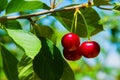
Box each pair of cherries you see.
[61,33,100,61]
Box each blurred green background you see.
[0,0,120,80]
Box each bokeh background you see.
[0,0,120,80]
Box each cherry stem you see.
[77,10,90,40]
[71,10,77,33]
[74,12,78,34]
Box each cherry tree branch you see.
[0,3,91,20]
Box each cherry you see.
[80,41,100,58]
[63,47,82,61]
[61,33,80,51]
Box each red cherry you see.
[61,33,80,51]
[63,47,82,61]
[80,41,100,58]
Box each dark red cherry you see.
[62,33,80,51]
[63,47,82,61]
[80,41,100,58]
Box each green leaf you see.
[6,0,50,14]
[0,0,8,11]
[33,24,57,43]
[0,16,7,27]
[113,3,120,11]
[0,18,21,29]
[80,8,103,36]
[18,55,33,80]
[1,46,18,80]
[52,10,87,37]
[6,29,41,59]
[52,7,103,37]
[33,38,64,80]
[93,0,111,6]
[6,20,22,29]
[7,20,22,29]
[18,55,40,80]
[61,61,75,80]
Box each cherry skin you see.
[61,33,80,51]
[80,41,100,58]
[63,47,82,61]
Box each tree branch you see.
[0,3,89,20]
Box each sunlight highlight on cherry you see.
[61,33,80,51]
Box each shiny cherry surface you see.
[62,33,80,51]
[80,41,100,58]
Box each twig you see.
[51,0,56,9]
[0,3,90,20]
